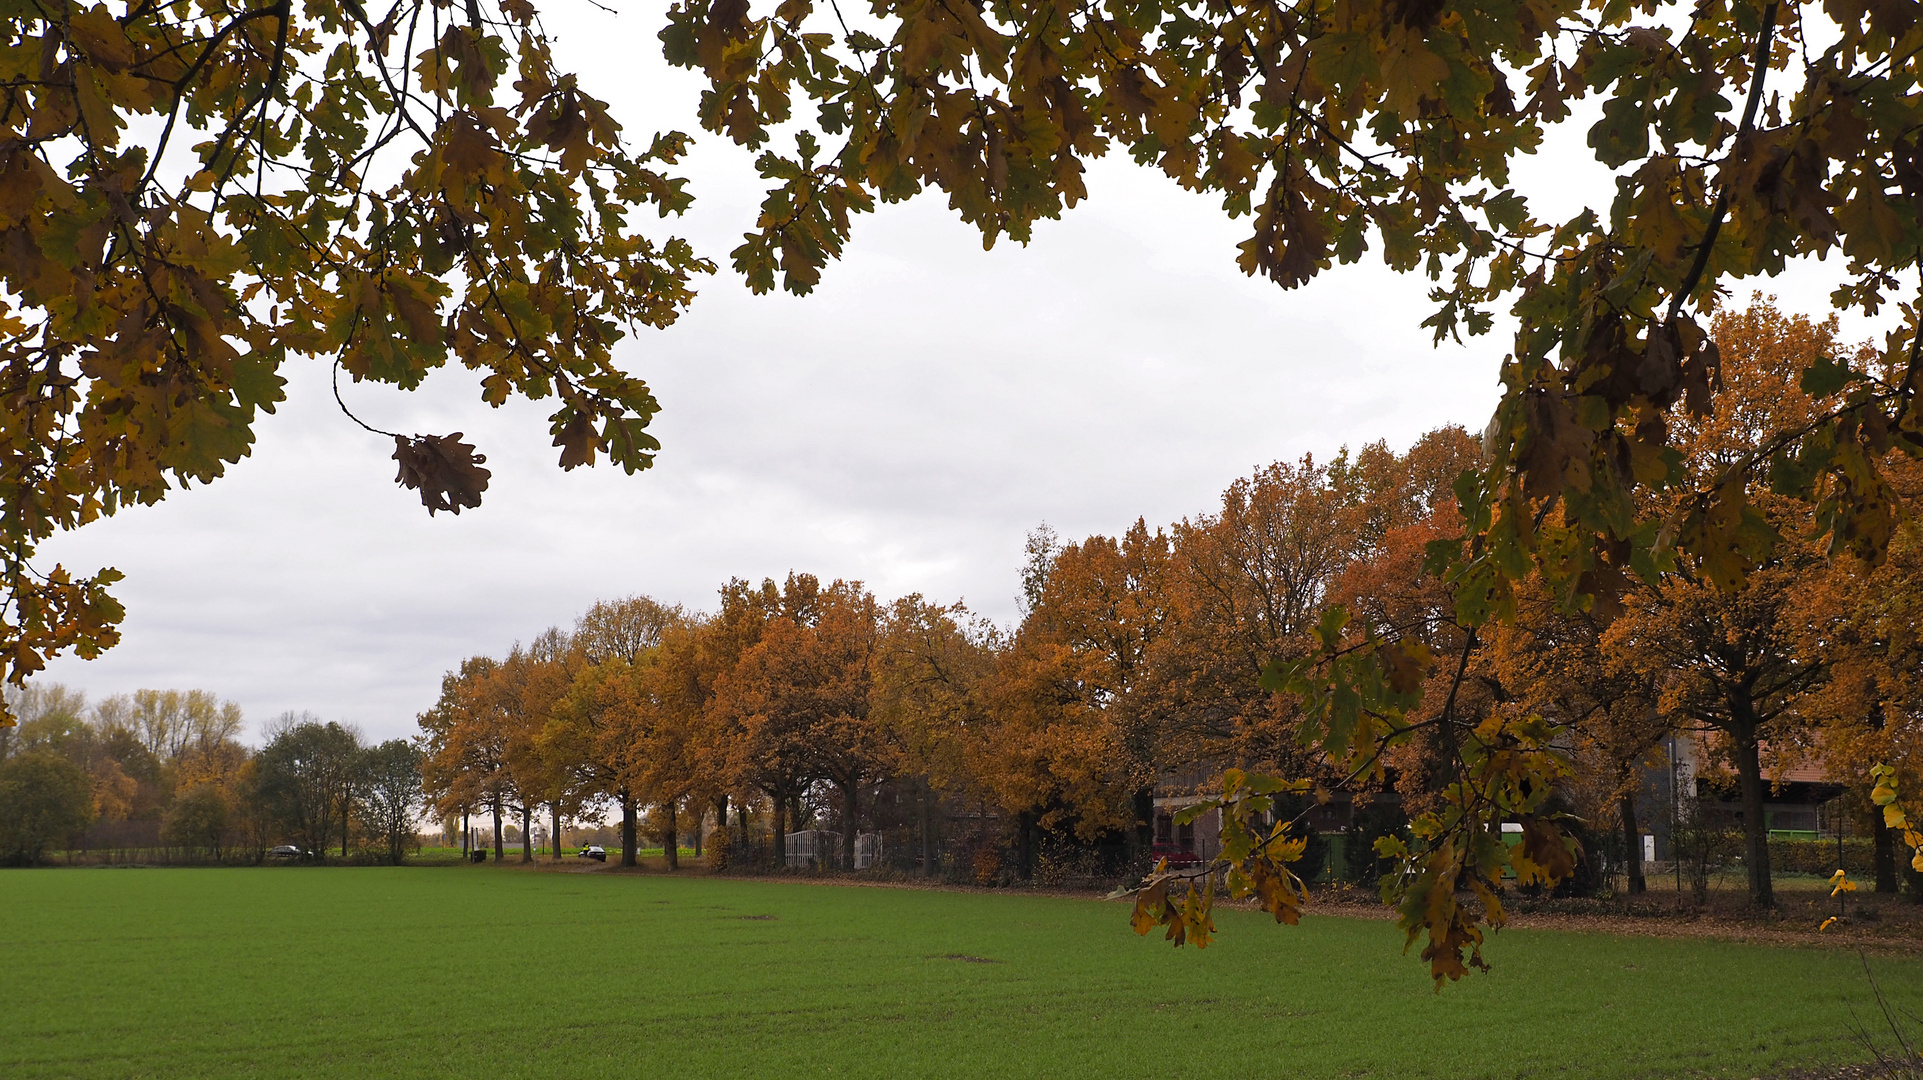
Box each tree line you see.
[421,298,1923,908]
[6,297,1916,912]
[0,688,423,866]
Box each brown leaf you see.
[1237,175,1327,289]
[393,432,490,515]
[1637,321,1682,401]
[1380,639,1433,694]
[1387,0,1448,30]
[1514,817,1578,885]
[709,0,751,37]
[1216,40,1248,106]
[1519,390,1593,501]
[553,409,600,470]
[68,5,135,72]
[1681,338,1722,418]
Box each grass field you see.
[2,866,1918,1079]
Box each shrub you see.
[0,752,95,865]
[1342,800,1409,885]
[1768,837,1875,877]
[161,785,231,858]
[972,844,1001,885]
[1290,824,1330,884]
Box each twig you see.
[1666,0,1781,322]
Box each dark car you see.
[267,845,311,861]
[579,846,607,862]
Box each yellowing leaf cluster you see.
[0,0,713,702]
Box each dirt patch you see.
[938,954,1002,964]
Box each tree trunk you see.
[920,782,935,877]
[461,809,469,856]
[619,790,637,868]
[520,804,532,863]
[664,802,679,870]
[1017,810,1036,881]
[772,795,787,870]
[550,802,562,860]
[735,803,749,864]
[1874,806,1899,893]
[839,780,858,870]
[340,793,351,858]
[1620,790,1646,895]
[1131,787,1154,870]
[492,796,504,862]
[1733,731,1773,908]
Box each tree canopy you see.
[7,0,1923,986]
[0,0,708,698]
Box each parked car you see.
[579,846,607,862]
[1149,841,1202,869]
[267,845,311,861]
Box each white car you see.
[267,845,311,860]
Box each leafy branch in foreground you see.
[1123,608,1577,988]
[0,0,714,711]
[659,0,1923,982]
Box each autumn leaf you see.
[393,433,492,515]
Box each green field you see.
[2,867,1917,1079]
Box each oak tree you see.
[0,0,710,713]
[659,0,1923,977]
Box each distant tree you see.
[632,619,715,870]
[1490,579,1669,894]
[1609,301,1850,909]
[564,595,687,864]
[575,597,682,668]
[984,522,1172,872]
[161,784,232,859]
[1805,505,1923,894]
[703,573,834,863]
[105,690,245,766]
[872,596,1000,874]
[255,716,362,856]
[795,585,885,869]
[420,658,505,858]
[0,683,87,762]
[712,614,829,866]
[0,752,95,865]
[360,741,425,865]
[495,635,574,864]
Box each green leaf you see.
[1798,356,1862,398]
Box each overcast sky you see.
[32,6,1887,745]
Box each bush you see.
[0,752,95,865]
[1552,812,1607,898]
[1290,824,1330,884]
[161,785,231,857]
[1768,837,1875,877]
[972,844,1001,885]
[1342,800,1409,885]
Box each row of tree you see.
[0,688,423,866]
[418,299,1923,906]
